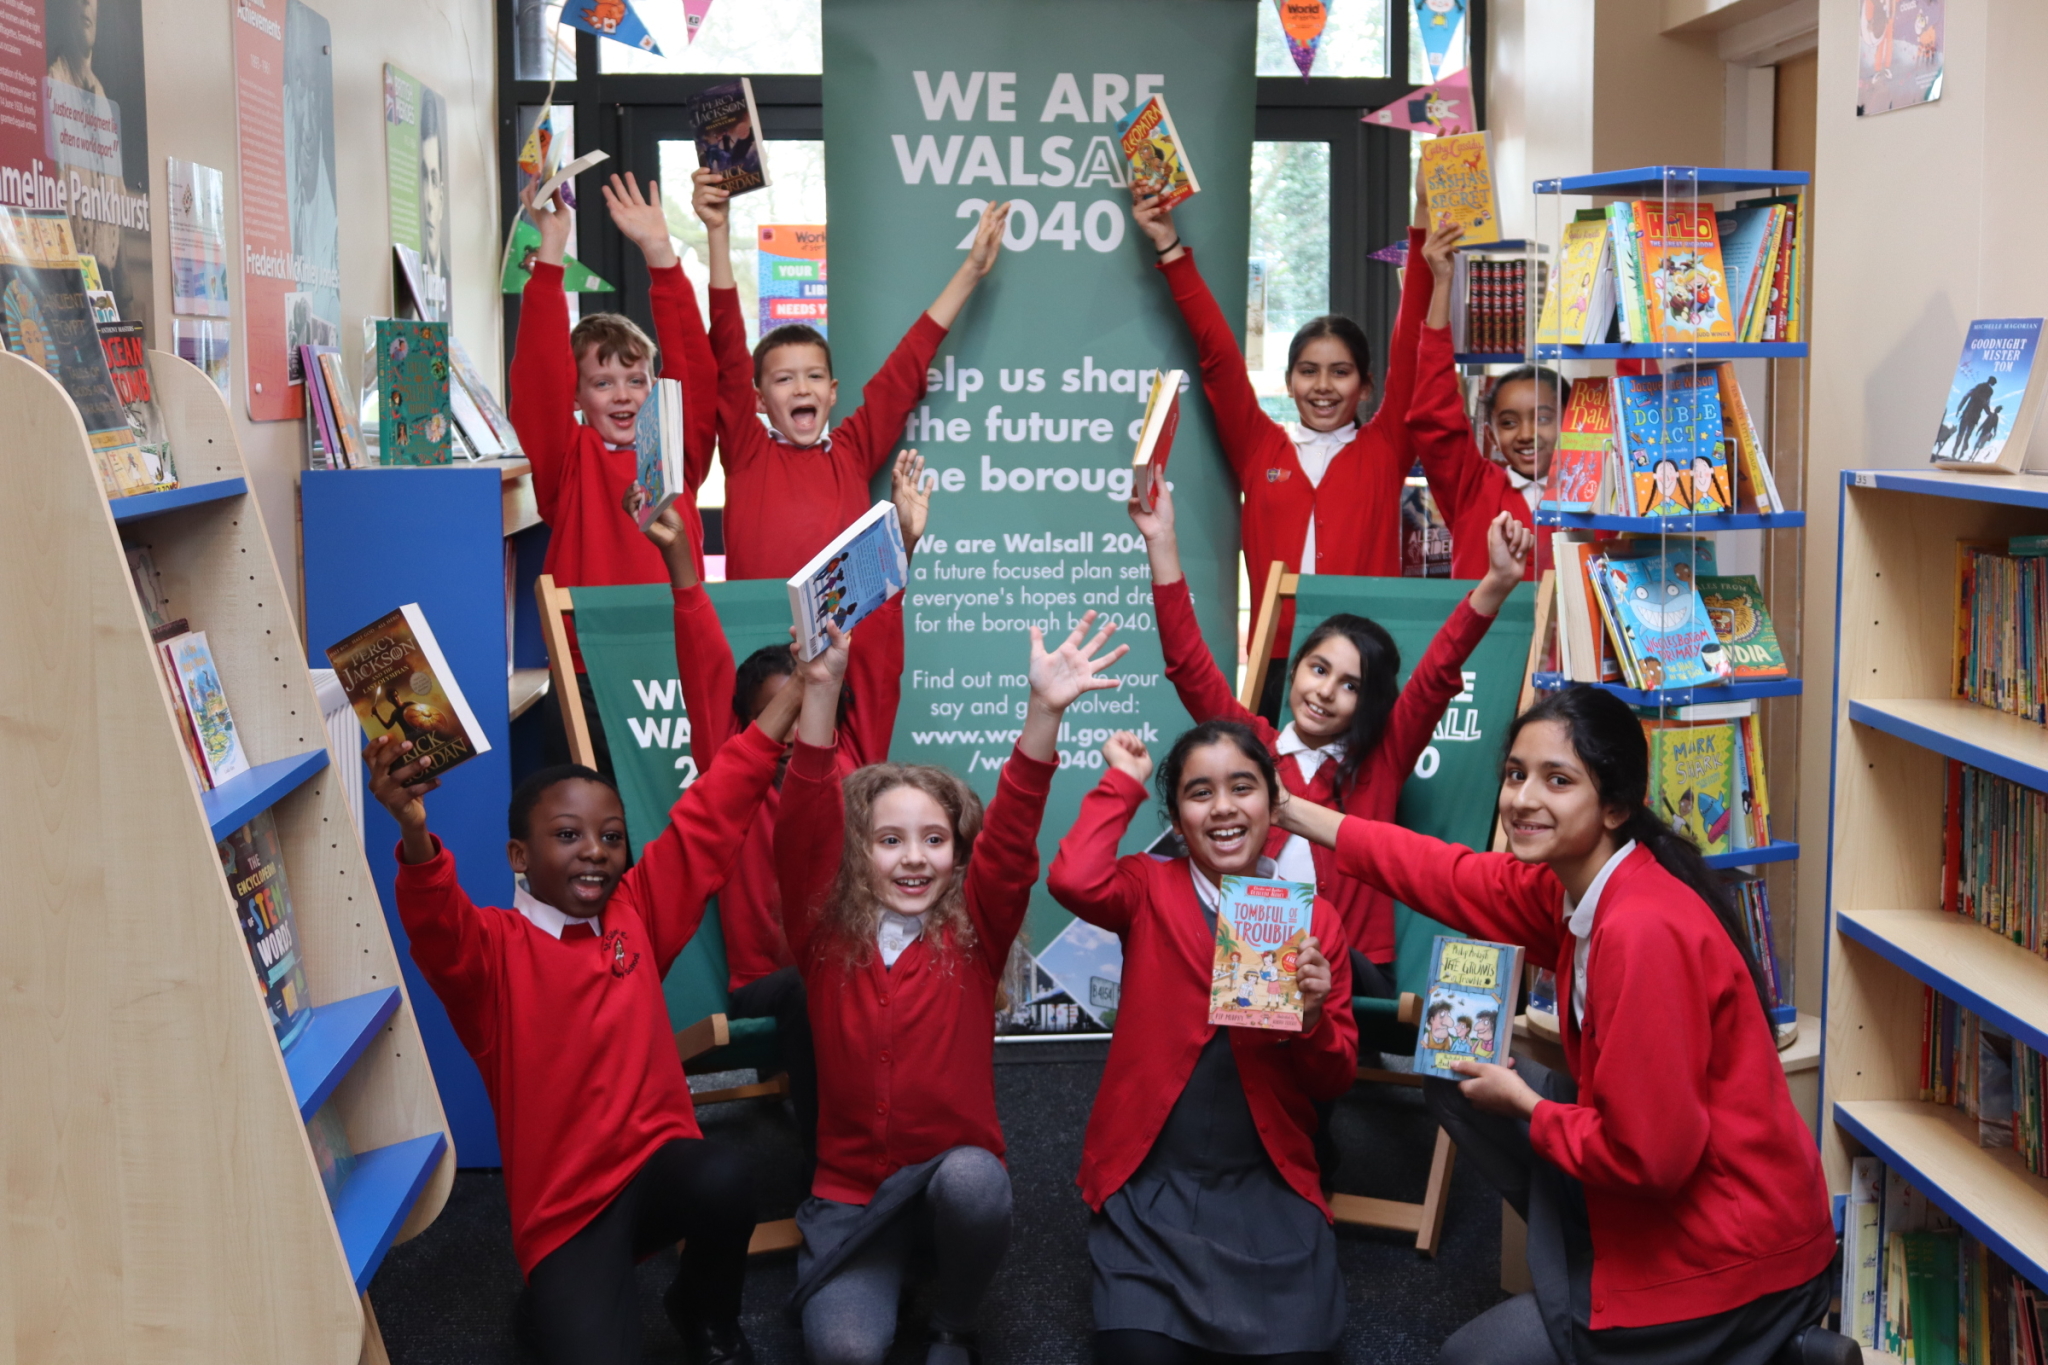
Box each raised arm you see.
[1362,223,1435,446]
[1047,738,1154,934]
[507,187,581,521]
[644,506,741,771]
[694,171,764,477]
[606,172,718,500]
[773,736,846,963]
[961,748,1057,974]
[841,452,928,765]
[829,313,947,481]
[1131,482,1271,734]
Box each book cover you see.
[786,500,909,661]
[1931,318,2045,474]
[97,321,178,490]
[300,343,341,466]
[1698,575,1789,679]
[1715,204,1781,344]
[449,336,520,458]
[1419,131,1501,247]
[1605,202,1649,344]
[1536,218,1612,347]
[1903,1230,1962,1365]
[1843,1155,1884,1349]
[693,78,770,196]
[326,602,492,778]
[217,811,314,1050]
[1414,935,1522,1078]
[1207,875,1314,1032]
[1711,362,1780,513]
[317,351,366,467]
[1633,201,1738,344]
[1116,95,1200,210]
[1614,371,1725,516]
[632,376,686,530]
[373,318,453,466]
[1600,547,1727,690]
[1647,720,1735,854]
[1130,369,1184,512]
[306,1101,358,1205]
[152,623,212,790]
[168,630,252,787]
[1737,194,1803,343]
[1547,378,1614,512]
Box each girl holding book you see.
[1047,721,1355,1365]
[1273,685,1849,1365]
[1130,480,1532,992]
[774,610,1128,1365]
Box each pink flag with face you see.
[684,0,715,42]
[1362,72,1474,135]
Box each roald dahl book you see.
[1414,935,1522,1077]
[1208,875,1315,1031]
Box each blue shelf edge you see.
[1537,510,1806,532]
[1530,342,1807,360]
[334,1132,448,1292]
[1702,841,1799,870]
[109,477,248,524]
[1536,165,1811,196]
[284,988,402,1121]
[1846,700,2048,797]
[1532,674,1803,707]
[1844,467,2048,513]
[1836,913,2048,1061]
[202,749,330,842]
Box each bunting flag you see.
[1274,0,1330,79]
[1413,0,1466,81]
[684,0,716,42]
[517,112,557,194]
[1367,240,1409,266]
[1362,71,1473,135]
[559,0,664,55]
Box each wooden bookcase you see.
[1824,468,2048,1295]
[0,348,453,1363]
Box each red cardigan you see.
[671,586,905,988]
[709,286,944,581]
[1160,229,1432,656]
[1408,324,1543,581]
[393,722,783,1273]
[1332,822,1835,1328]
[775,739,1056,1205]
[1153,575,1495,962]
[1048,768,1358,1218]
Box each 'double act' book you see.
[693,78,770,197]
[1208,875,1314,1032]
[1413,935,1522,1079]
[787,500,908,662]
[325,602,492,779]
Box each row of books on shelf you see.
[1842,1157,2048,1363]
[1542,365,1785,518]
[1921,990,2048,1177]
[1550,534,1788,691]
[1942,760,2048,959]
[1642,709,1775,858]
[1448,255,1543,356]
[301,322,522,470]
[1955,540,2048,725]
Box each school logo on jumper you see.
[1265,467,1291,482]
[602,929,641,978]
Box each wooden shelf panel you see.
[1850,698,2048,796]
[107,477,248,524]
[1847,467,2048,512]
[509,667,550,721]
[1837,909,2048,1058]
[1834,1100,2048,1295]
[333,1132,449,1292]
[1533,673,1802,707]
[1702,840,1799,869]
[1535,511,1806,532]
[200,748,330,842]
[283,988,402,1121]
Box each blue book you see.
[1414,935,1523,1078]
[1614,371,1729,515]
[1931,318,2044,474]
[1599,546,1729,690]
[631,377,684,531]
[1715,205,1781,342]
[786,500,907,661]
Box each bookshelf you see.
[1824,467,2048,1297]
[0,348,452,1362]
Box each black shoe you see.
[1772,1326,1862,1365]
[664,1278,756,1365]
[928,1327,983,1365]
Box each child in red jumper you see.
[774,611,1128,1365]
[692,170,1009,580]
[511,173,716,771]
[1048,721,1356,1364]
[1276,686,1853,1365]
[370,699,795,1365]
[1131,479,1532,991]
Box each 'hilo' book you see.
[1116,95,1199,210]
[1545,377,1614,512]
[1419,131,1500,246]
[787,500,909,661]
[325,602,492,779]
[1414,936,1522,1077]
[1207,875,1314,1032]
[166,630,253,788]
[632,376,686,530]
[1535,217,1614,347]
[1614,371,1726,516]
[218,811,314,1049]
[368,318,453,466]
[1599,546,1728,690]
[97,321,178,490]
[693,79,770,196]
[1931,318,2045,474]
[1632,201,1737,345]
[1698,575,1789,679]
[1130,368,1184,513]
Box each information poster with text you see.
[825,0,1254,1034]
[758,223,827,337]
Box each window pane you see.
[1255,0,1387,79]
[1247,140,1330,422]
[602,0,821,74]
[512,0,575,81]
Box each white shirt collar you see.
[877,909,924,968]
[1565,840,1636,1026]
[514,882,600,939]
[1275,722,1346,781]
[1189,856,1281,916]
[1286,418,1358,450]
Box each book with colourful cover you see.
[449,336,520,458]
[1207,875,1314,1032]
[1116,95,1200,210]
[1414,935,1522,1078]
[1536,218,1613,347]
[1632,201,1737,344]
[326,602,492,779]
[167,630,252,787]
[631,376,685,530]
[787,501,908,661]
[1931,318,2046,474]
[1419,131,1501,247]
[218,811,314,1049]
[1738,195,1803,343]
[1614,371,1726,516]
[1646,720,1736,855]
[1711,362,1781,513]
[1547,378,1614,512]
[1698,575,1789,679]
[693,78,770,196]
[1131,369,1184,512]
[317,351,366,468]
[1606,202,1649,344]
[1715,204,1782,344]
[371,318,452,466]
[299,343,341,465]
[98,321,177,490]
[1600,547,1727,690]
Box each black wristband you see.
[1154,236,1182,257]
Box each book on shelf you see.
[1931,318,2045,474]
[1841,1156,1883,1350]
[149,618,209,788]
[162,629,253,788]
[306,1101,358,1205]
[1419,131,1501,247]
[1953,541,2047,722]
[1116,95,1199,210]
[1922,990,2017,1147]
[366,318,453,466]
[299,344,342,467]
[1596,543,1727,690]
[1726,872,1785,1006]
[1697,575,1788,679]
[317,351,366,468]
[1614,370,1728,516]
[1549,536,1621,684]
[218,810,314,1050]
[325,603,492,779]
[1206,875,1313,1031]
[1942,758,2048,955]
[1736,194,1803,343]
[631,376,685,531]
[97,321,178,490]
[449,337,521,459]
[1632,201,1738,346]
[786,500,909,662]
[1713,202,1785,344]
[1535,217,1613,348]
[1413,935,1520,1078]
[691,79,769,196]
[1544,378,1614,513]
[1707,361,1785,514]
[1643,718,1735,855]
[1604,202,1651,345]
[1130,368,1183,513]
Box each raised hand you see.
[892,449,932,550]
[963,199,1010,281]
[1029,610,1129,713]
[690,166,731,233]
[524,184,572,265]
[365,733,440,864]
[797,621,850,688]
[1126,475,1176,543]
[641,504,698,590]
[1472,511,1534,617]
[1103,731,1153,785]
[792,622,850,748]
[1295,936,1332,1033]
[1421,214,1464,285]
[601,171,678,269]
[1129,183,1178,255]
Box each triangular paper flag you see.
[1273,0,1330,79]
[559,0,663,56]
[501,219,616,294]
[1362,72,1474,135]
[1367,240,1409,266]
[684,0,715,43]
[518,112,556,191]
[1413,0,1467,81]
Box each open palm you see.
[1029,610,1129,711]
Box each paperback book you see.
[1711,361,1783,514]
[325,602,492,779]
[1644,719,1735,855]
[165,630,252,788]
[1931,318,2045,474]
[1130,368,1184,512]
[528,149,610,213]
[1606,202,1650,344]
[1535,217,1614,347]
[1414,935,1521,1078]
[1207,875,1314,1032]
[1632,201,1737,344]
[693,79,769,196]
[300,343,342,466]
[317,351,366,467]
[1545,378,1614,513]
[1614,371,1727,516]
[1418,131,1501,247]
[449,337,520,458]
[787,501,909,662]
[1116,95,1199,210]
[632,376,686,530]
[1715,203,1785,344]
[1598,546,1727,690]
[218,810,314,1049]
[1737,195,1803,343]
[1697,574,1789,679]
[368,318,453,466]
[97,321,177,490]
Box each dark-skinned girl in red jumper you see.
[1049,721,1357,1365]
[1276,685,1856,1365]
[776,611,1129,1365]
[1131,176,1434,715]
[1132,479,1533,992]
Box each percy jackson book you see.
[693,78,770,197]
[1414,935,1522,1077]
[1207,875,1314,1032]
[325,603,492,779]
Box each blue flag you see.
[559,0,664,55]
[1412,0,1465,80]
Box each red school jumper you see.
[1152,576,1494,963]
[1159,227,1433,657]
[1331,822,1835,1328]
[1047,768,1358,1218]
[774,738,1056,1204]
[670,586,905,989]
[708,287,945,582]
[393,722,784,1274]
[1408,323,1543,581]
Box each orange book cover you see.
[1633,201,1737,345]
